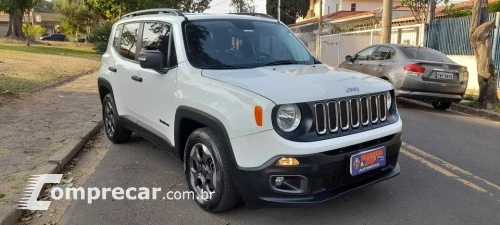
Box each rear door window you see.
[119,23,140,60]
[401,47,453,63]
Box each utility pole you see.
[423,0,436,46]
[316,0,323,58]
[380,0,393,43]
[277,0,281,21]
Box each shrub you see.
[22,24,47,37]
[90,21,114,54]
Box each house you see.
[0,11,61,37]
[302,0,403,21]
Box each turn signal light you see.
[254,106,263,126]
[276,157,299,166]
[463,69,469,80]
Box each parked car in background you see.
[74,36,87,43]
[40,33,66,41]
[339,44,469,110]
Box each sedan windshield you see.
[184,19,314,69]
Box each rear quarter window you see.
[113,24,123,51]
[401,47,453,63]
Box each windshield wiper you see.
[264,60,299,66]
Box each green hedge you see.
[90,21,114,54]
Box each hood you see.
[202,64,392,104]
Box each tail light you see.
[462,67,469,80]
[404,64,425,77]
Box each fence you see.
[427,12,500,88]
[319,24,424,66]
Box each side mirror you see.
[138,50,165,72]
[345,55,353,62]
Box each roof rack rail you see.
[122,8,184,19]
[230,13,275,19]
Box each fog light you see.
[276,157,299,166]
[275,176,284,186]
[269,175,308,194]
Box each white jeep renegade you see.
[98,9,402,212]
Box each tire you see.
[102,93,132,143]
[432,100,453,110]
[184,127,240,213]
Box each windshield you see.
[183,19,314,69]
[401,47,453,63]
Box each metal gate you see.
[319,24,424,66]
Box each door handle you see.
[131,76,143,82]
[108,67,117,72]
[378,63,385,66]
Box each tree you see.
[469,0,499,109]
[488,0,500,12]
[401,0,448,24]
[266,0,309,25]
[55,1,93,40]
[177,0,212,13]
[230,0,255,13]
[0,0,42,40]
[34,0,55,13]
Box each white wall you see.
[340,0,402,11]
[323,0,341,14]
[447,55,479,92]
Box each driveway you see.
[58,99,500,225]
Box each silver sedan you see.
[339,44,468,110]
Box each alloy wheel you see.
[189,143,217,203]
[104,101,116,137]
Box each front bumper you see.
[230,132,402,208]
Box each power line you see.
[280,9,295,19]
[211,0,231,7]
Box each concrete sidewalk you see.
[0,73,101,223]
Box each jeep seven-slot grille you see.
[314,94,388,135]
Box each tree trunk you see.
[5,11,25,40]
[119,3,123,18]
[26,10,31,46]
[470,0,499,109]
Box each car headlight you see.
[276,104,301,132]
[386,92,392,110]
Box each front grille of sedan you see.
[314,93,388,135]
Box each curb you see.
[0,120,103,225]
[49,120,103,169]
[450,103,500,122]
[398,98,500,122]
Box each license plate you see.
[350,147,386,176]
[436,72,454,79]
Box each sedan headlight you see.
[386,92,392,110]
[276,104,301,132]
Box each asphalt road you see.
[59,99,500,225]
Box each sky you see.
[204,0,267,13]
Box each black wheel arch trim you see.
[174,106,235,162]
[98,77,114,102]
[174,106,265,207]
